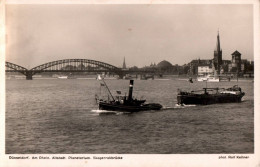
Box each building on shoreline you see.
[187,32,254,77]
[140,60,180,75]
[124,31,253,77]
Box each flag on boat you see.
[116,91,121,94]
[188,77,193,83]
[97,75,103,80]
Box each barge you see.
[177,85,245,105]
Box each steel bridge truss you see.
[6,59,157,80]
[5,61,28,75]
[30,59,121,74]
[6,59,123,80]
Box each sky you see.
[5,4,253,68]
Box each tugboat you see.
[177,85,245,105]
[95,76,162,112]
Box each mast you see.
[97,75,115,101]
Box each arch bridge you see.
[5,61,31,79]
[5,59,156,80]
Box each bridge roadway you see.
[5,59,157,80]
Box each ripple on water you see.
[5,79,254,154]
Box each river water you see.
[5,78,254,154]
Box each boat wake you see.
[162,106,176,110]
[91,109,129,115]
[177,104,196,107]
[162,104,196,110]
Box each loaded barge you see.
[177,85,245,105]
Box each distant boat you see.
[58,75,77,79]
[177,85,245,105]
[197,75,219,82]
[57,76,68,79]
[123,75,134,80]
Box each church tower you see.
[122,57,126,69]
[213,31,222,74]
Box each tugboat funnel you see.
[128,80,134,101]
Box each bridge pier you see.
[25,71,33,80]
[118,74,124,79]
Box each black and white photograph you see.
[0,0,259,166]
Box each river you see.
[5,78,254,154]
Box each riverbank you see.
[5,74,254,81]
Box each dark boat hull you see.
[177,93,244,105]
[99,102,162,112]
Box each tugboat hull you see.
[99,101,162,112]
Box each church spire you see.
[215,30,221,52]
[122,57,126,69]
[213,30,223,75]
